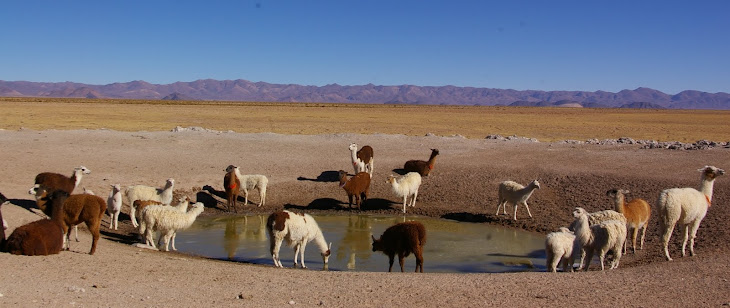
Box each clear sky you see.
[1,1,728,94]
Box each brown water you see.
[175,214,546,273]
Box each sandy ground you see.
[1,128,729,307]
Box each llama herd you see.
[544,165,725,272]
[0,141,724,274]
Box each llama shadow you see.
[100,229,139,245]
[8,198,43,214]
[285,198,345,211]
[441,212,493,223]
[199,186,225,209]
[297,170,340,182]
[391,168,408,175]
[284,197,397,212]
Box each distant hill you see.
[1,79,728,109]
[162,92,193,101]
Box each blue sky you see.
[1,1,728,94]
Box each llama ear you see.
[371,235,377,242]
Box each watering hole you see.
[175,214,546,273]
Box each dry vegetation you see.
[1,97,728,142]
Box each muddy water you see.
[174,214,546,273]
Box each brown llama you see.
[404,149,439,176]
[371,221,427,272]
[3,190,65,256]
[606,189,651,253]
[338,170,371,210]
[224,165,241,212]
[45,190,106,255]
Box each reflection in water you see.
[176,214,546,273]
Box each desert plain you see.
[0,98,729,307]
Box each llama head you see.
[371,235,384,252]
[225,165,238,173]
[572,207,587,219]
[385,175,397,184]
[531,179,541,189]
[75,166,92,175]
[165,178,175,187]
[699,165,725,180]
[111,184,121,193]
[321,242,332,265]
[349,143,358,152]
[430,149,440,156]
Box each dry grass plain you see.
[1,97,728,142]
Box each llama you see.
[223,165,241,212]
[0,192,6,247]
[266,210,331,269]
[227,165,268,207]
[107,184,123,230]
[404,149,439,177]
[371,221,427,272]
[338,170,371,210]
[34,165,91,196]
[349,143,374,177]
[495,179,541,220]
[569,208,626,269]
[141,201,204,251]
[43,190,106,255]
[126,178,175,228]
[138,197,191,248]
[572,207,627,271]
[606,189,651,253]
[545,227,575,272]
[2,190,65,256]
[386,172,422,214]
[658,165,725,261]
[29,183,82,242]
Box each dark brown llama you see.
[371,221,427,272]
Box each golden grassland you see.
[1,97,728,142]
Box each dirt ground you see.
[1,126,729,306]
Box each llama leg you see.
[415,250,424,273]
[688,220,702,257]
[258,186,266,207]
[495,200,504,216]
[299,243,307,269]
[662,222,676,261]
[546,250,557,272]
[270,238,283,267]
[524,202,533,218]
[243,189,249,206]
[170,231,177,251]
[640,225,647,250]
[398,252,406,272]
[681,224,689,257]
[293,243,301,268]
[631,227,639,253]
[598,250,606,271]
[145,228,158,249]
[582,249,594,271]
[388,255,395,272]
[348,195,354,208]
[513,203,518,220]
[130,205,138,228]
[113,212,119,230]
[411,190,418,207]
[403,195,407,213]
[74,225,79,242]
[88,222,100,255]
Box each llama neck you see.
[574,215,593,246]
[72,171,82,189]
[427,154,438,168]
[233,168,243,180]
[521,184,538,199]
[389,181,401,195]
[350,147,359,163]
[612,193,625,213]
[699,177,716,202]
[339,176,348,188]
[312,230,329,254]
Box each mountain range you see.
[1,79,729,109]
